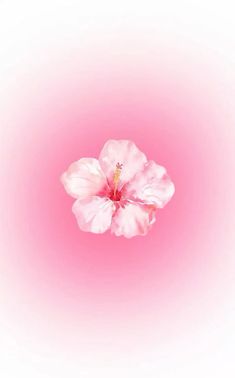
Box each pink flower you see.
[61,140,175,238]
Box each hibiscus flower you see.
[61,139,175,238]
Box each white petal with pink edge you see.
[126,160,175,208]
[99,140,147,188]
[72,196,115,234]
[111,201,156,238]
[61,158,108,199]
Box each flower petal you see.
[61,158,107,199]
[72,196,115,234]
[99,140,147,188]
[111,202,156,238]
[126,160,175,208]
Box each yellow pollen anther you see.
[113,162,123,197]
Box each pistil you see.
[113,162,123,199]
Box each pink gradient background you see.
[1,44,235,356]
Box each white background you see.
[0,1,235,377]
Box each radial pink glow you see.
[1,51,233,347]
